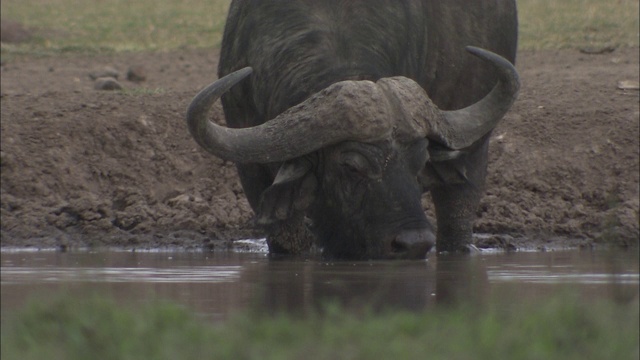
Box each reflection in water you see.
[248,260,437,314]
[248,255,495,314]
[1,249,638,322]
[435,255,489,306]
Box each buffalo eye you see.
[339,152,371,177]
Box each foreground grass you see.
[2,293,638,360]
[1,0,638,58]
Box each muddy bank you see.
[1,47,638,250]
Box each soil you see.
[1,46,638,251]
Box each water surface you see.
[1,246,638,322]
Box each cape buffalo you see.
[187,0,519,259]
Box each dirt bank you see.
[1,47,638,250]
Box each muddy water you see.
[1,245,638,322]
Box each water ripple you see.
[488,270,639,285]
[0,266,242,284]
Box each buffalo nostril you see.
[391,229,435,258]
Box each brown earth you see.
[1,47,638,251]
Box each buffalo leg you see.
[429,137,489,252]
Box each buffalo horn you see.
[187,68,392,163]
[429,46,520,150]
[187,47,518,163]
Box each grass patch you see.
[2,292,638,360]
[1,0,638,59]
[1,0,230,56]
[517,0,639,50]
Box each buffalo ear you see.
[419,153,470,191]
[256,159,317,224]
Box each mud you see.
[1,47,638,251]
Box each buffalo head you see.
[187,47,519,259]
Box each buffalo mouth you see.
[318,226,436,260]
[389,228,435,259]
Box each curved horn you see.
[186,67,253,159]
[187,68,392,163]
[428,46,520,150]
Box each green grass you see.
[1,0,231,56]
[1,0,638,58]
[2,293,638,360]
[517,0,640,50]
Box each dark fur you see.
[218,0,517,256]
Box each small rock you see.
[617,80,640,91]
[579,45,617,55]
[127,64,146,82]
[89,66,120,80]
[94,77,123,91]
[167,194,192,207]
